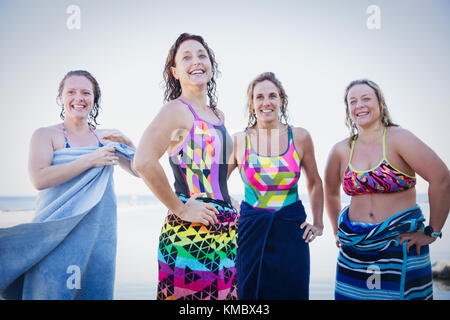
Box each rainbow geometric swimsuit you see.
[236,126,310,299]
[239,126,301,211]
[157,99,238,300]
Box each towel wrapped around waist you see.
[335,205,433,300]
[0,143,135,300]
[237,200,310,300]
[157,194,238,300]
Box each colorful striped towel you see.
[335,205,433,300]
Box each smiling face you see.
[346,84,382,128]
[170,39,212,88]
[59,75,95,122]
[252,80,283,124]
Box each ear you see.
[170,66,179,80]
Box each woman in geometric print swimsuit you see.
[324,79,450,300]
[228,72,324,299]
[134,33,238,300]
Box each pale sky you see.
[0,0,449,196]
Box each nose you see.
[74,92,84,101]
[191,55,201,66]
[355,99,365,109]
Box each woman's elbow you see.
[307,175,323,192]
[133,155,155,178]
[441,171,450,192]
[31,177,48,191]
[428,170,450,192]
[133,158,146,176]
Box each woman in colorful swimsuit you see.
[134,33,238,300]
[324,79,450,300]
[228,72,324,299]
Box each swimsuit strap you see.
[176,98,200,120]
[176,98,222,125]
[287,125,293,144]
[61,123,103,148]
[347,137,357,168]
[61,123,71,148]
[347,127,387,168]
[245,125,293,156]
[382,126,387,160]
[89,125,104,147]
[245,130,251,151]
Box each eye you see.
[350,100,356,105]
[183,55,191,61]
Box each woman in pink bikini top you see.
[324,79,450,300]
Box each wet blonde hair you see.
[344,79,397,142]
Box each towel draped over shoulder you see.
[0,143,135,300]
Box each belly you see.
[348,188,417,223]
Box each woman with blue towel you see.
[0,70,138,299]
[227,72,324,299]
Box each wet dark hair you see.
[246,72,289,129]
[162,33,220,110]
[57,70,101,127]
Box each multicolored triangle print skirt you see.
[157,195,238,300]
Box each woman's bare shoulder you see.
[330,138,351,157]
[32,124,61,139]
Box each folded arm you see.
[29,127,119,190]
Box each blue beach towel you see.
[237,200,310,300]
[0,143,135,300]
[335,205,433,300]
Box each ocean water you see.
[0,194,449,300]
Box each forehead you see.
[177,39,207,55]
[254,80,279,95]
[63,75,93,90]
[347,84,376,99]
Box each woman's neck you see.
[357,122,385,144]
[179,86,208,110]
[254,120,285,134]
[63,118,90,134]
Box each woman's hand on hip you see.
[396,230,436,255]
[178,193,220,226]
[300,222,323,243]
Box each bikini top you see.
[62,123,103,148]
[342,127,416,196]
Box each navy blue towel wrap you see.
[237,200,310,300]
